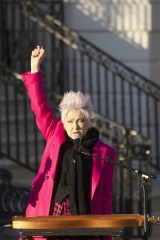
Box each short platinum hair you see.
[59,91,93,123]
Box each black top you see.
[52,127,99,214]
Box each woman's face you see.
[63,109,90,139]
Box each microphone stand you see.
[80,150,159,240]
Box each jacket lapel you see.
[90,140,107,199]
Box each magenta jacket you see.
[22,71,116,218]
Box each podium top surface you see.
[12,214,144,230]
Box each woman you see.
[22,46,116,240]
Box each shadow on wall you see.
[65,0,153,49]
[76,0,152,49]
[64,0,160,83]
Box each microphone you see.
[133,169,160,182]
[72,133,81,164]
[74,133,81,153]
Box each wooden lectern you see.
[12,214,146,240]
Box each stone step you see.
[0,158,36,185]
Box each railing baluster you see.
[154,99,160,169]
[50,36,56,91]
[63,46,70,92]
[0,83,2,156]
[146,95,150,138]
[23,94,29,165]
[5,82,10,156]
[137,88,142,133]
[129,83,134,129]
[104,67,109,117]
[96,63,101,112]
[72,49,77,91]
[80,51,85,92]
[14,87,20,162]
[120,77,125,125]
[88,56,93,97]
[112,73,117,121]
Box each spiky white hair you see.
[59,91,93,123]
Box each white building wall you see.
[64,0,160,84]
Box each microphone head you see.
[75,133,81,139]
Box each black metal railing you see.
[0,2,159,169]
[17,0,160,171]
[0,67,44,172]
[1,0,159,172]
[0,64,151,168]
[0,0,65,92]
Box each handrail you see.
[18,0,160,171]
[0,64,151,146]
[21,0,160,99]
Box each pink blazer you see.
[22,71,116,218]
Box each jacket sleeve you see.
[101,146,116,214]
[22,71,57,140]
